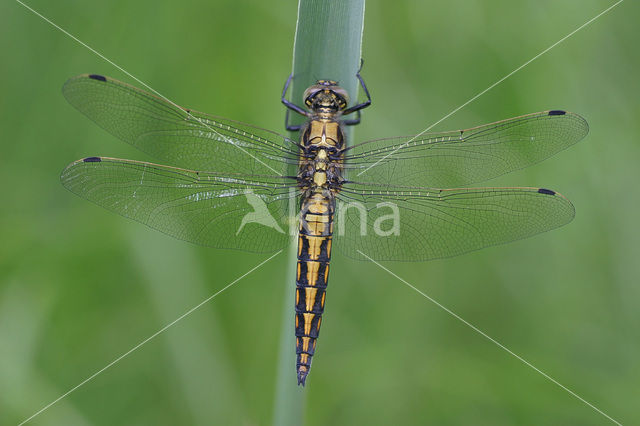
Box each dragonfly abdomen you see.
[295,192,335,385]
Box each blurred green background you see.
[1,0,638,424]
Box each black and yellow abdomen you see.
[295,192,334,385]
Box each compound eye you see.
[332,87,350,109]
[303,85,322,106]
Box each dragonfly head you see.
[303,80,350,112]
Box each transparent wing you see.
[63,74,299,175]
[61,157,298,253]
[344,111,588,188]
[333,182,575,261]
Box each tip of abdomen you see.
[296,343,314,386]
[297,367,309,386]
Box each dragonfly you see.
[60,72,588,386]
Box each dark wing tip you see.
[62,74,107,97]
[548,110,566,116]
[83,156,102,163]
[88,74,107,82]
[537,188,556,196]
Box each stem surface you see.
[272,1,365,425]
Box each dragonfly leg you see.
[282,73,309,131]
[343,110,361,126]
[282,73,309,116]
[343,62,372,117]
[285,109,303,132]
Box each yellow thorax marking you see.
[308,120,340,147]
[313,171,327,187]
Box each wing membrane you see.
[61,157,298,252]
[344,111,588,188]
[63,74,299,174]
[334,182,575,261]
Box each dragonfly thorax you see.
[298,112,345,193]
[298,147,343,192]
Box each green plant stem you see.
[272,1,365,425]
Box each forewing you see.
[61,157,297,253]
[345,111,588,188]
[63,74,298,174]
[333,183,575,261]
